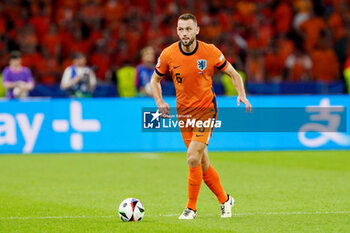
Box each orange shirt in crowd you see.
[328,12,345,40]
[264,52,284,80]
[0,16,6,34]
[89,53,111,80]
[285,53,312,82]
[246,52,264,82]
[277,38,294,62]
[103,0,125,24]
[30,14,50,37]
[273,2,293,34]
[36,56,60,84]
[21,52,43,70]
[310,48,340,82]
[42,32,62,56]
[299,17,326,52]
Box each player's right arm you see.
[150,71,170,117]
[150,50,170,117]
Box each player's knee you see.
[187,151,201,167]
[187,156,200,167]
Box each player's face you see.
[177,19,199,47]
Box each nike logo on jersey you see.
[174,65,181,69]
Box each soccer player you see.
[2,51,34,99]
[150,13,252,219]
[61,52,96,97]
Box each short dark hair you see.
[10,50,22,59]
[72,52,85,60]
[178,13,197,24]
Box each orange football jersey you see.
[155,40,229,108]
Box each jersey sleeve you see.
[154,49,169,76]
[211,45,229,70]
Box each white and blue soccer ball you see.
[118,198,145,222]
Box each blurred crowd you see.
[1,0,350,97]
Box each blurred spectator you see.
[264,44,284,82]
[310,37,340,83]
[0,74,5,97]
[292,0,313,29]
[221,71,246,96]
[116,63,137,97]
[246,50,264,83]
[0,0,348,95]
[275,34,294,64]
[273,1,293,35]
[60,52,96,97]
[36,48,60,84]
[344,56,350,93]
[285,47,312,82]
[297,8,327,52]
[42,25,62,56]
[21,46,43,73]
[89,39,111,81]
[135,46,155,96]
[2,51,34,99]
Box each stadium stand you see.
[0,0,349,97]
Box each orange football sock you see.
[203,164,227,204]
[186,165,203,211]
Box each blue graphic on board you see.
[0,95,349,153]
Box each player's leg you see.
[201,147,210,172]
[179,141,206,219]
[202,148,235,218]
[202,148,226,202]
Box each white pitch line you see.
[234,210,350,216]
[161,210,350,217]
[1,211,349,220]
[0,215,115,220]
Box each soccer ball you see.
[118,198,145,222]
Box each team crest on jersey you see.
[197,59,207,71]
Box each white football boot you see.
[220,195,234,218]
[178,208,197,220]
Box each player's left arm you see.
[223,63,252,113]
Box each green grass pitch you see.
[0,151,349,233]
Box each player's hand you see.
[237,95,252,113]
[157,101,171,118]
